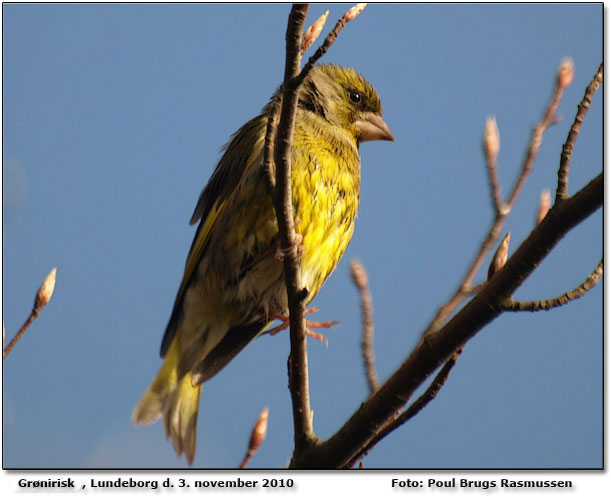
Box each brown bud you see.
[34,268,57,312]
[343,3,367,22]
[488,233,510,280]
[302,10,329,54]
[537,189,551,225]
[557,58,574,90]
[483,116,500,162]
[350,259,368,289]
[247,407,269,455]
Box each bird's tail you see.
[132,338,202,465]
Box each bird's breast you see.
[292,143,361,298]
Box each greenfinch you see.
[132,64,394,464]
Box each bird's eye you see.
[349,91,362,104]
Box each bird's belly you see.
[294,168,359,300]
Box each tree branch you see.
[503,259,602,312]
[345,347,463,468]
[422,60,575,336]
[290,172,602,468]
[555,63,603,203]
[268,2,369,460]
[270,3,317,454]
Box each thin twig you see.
[3,268,57,360]
[296,4,367,88]
[483,116,503,212]
[503,259,602,312]
[423,213,505,336]
[345,348,463,468]
[263,99,281,190]
[350,260,378,393]
[556,63,603,204]
[506,58,573,209]
[423,60,574,337]
[272,3,315,452]
[3,312,38,360]
[401,348,462,420]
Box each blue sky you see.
[2,3,602,469]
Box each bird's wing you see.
[191,319,271,384]
[160,114,268,357]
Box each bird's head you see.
[300,64,394,144]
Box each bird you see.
[132,64,394,465]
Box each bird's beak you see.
[355,112,395,142]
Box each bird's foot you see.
[274,232,305,261]
[264,307,337,346]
